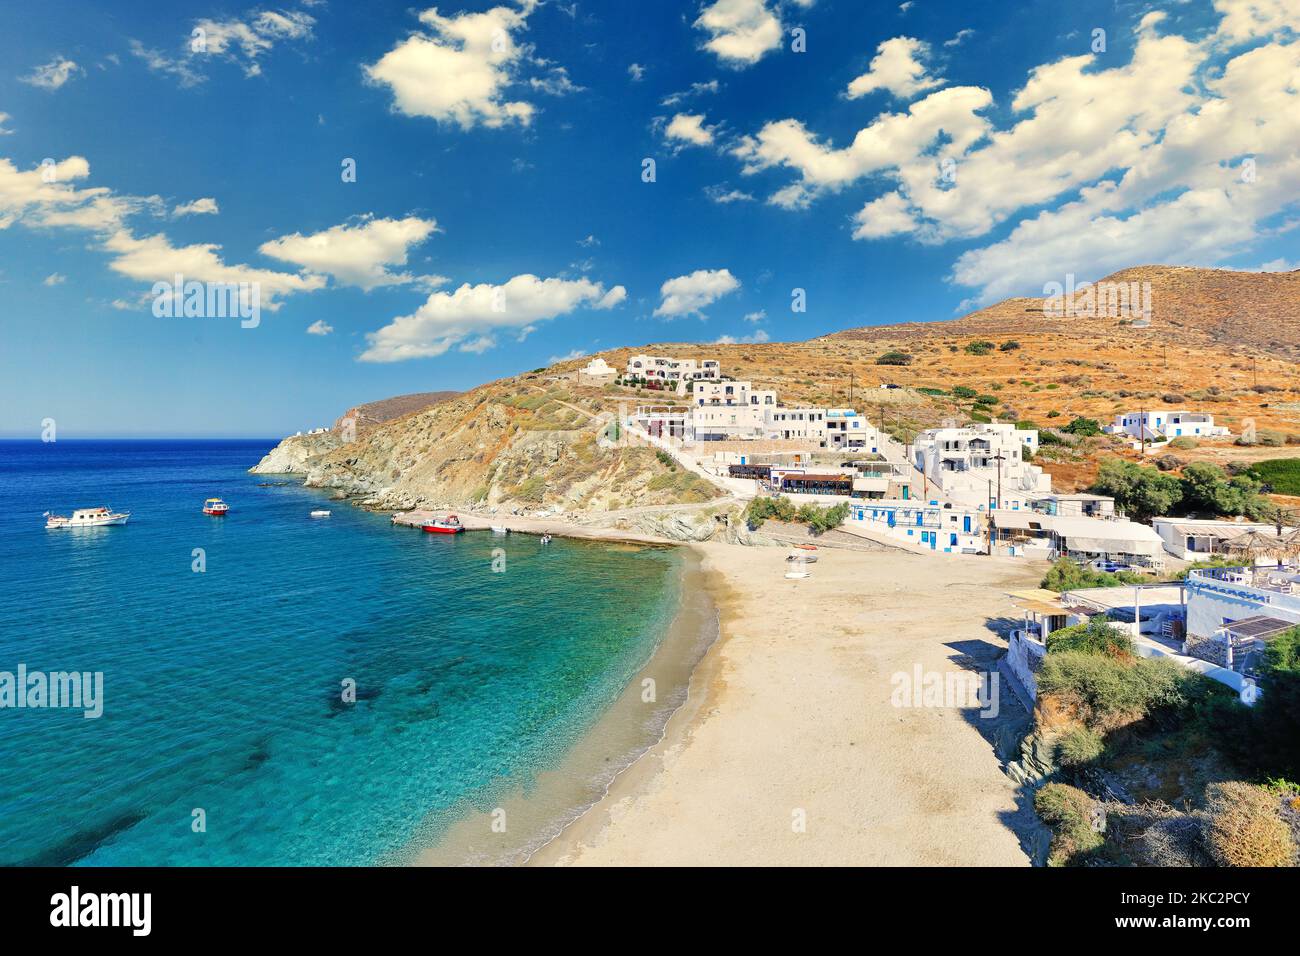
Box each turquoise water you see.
[0,440,683,865]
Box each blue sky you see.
[1,0,1296,436]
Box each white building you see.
[1025,492,1116,519]
[913,423,1049,510]
[577,357,618,386]
[1104,410,1230,442]
[848,498,987,554]
[1151,517,1299,562]
[1183,565,1300,682]
[822,408,881,452]
[990,512,1166,570]
[624,355,721,386]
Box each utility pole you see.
[1139,407,1147,458]
[849,372,855,405]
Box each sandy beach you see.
[529,540,1046,866]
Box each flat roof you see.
[1217,616,1298,640]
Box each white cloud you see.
[694,0,783,67]
[101,229,326,309]
[259,215,439,290]
[133,9,315,85]
[664,113,715,148]
[0,154,324,311]
[460,335,497,353]
[43,273,66,286]
[359,274,626,362]
[578,234,599,247]
[944,29,975,48]
[852,192,918,239]
[705,184,755,203]
[19,57,81,90]
[661,79,720,107]
[306,319,334,335]
[732,85,991,209]
[628,63,646,82]
[715,329,769,344]
[743,309,766,322]
[846,37,942,100]
[654,268,741,318]
[364,2,541,129]
[549,348,587,363]
[731,6,1300,306]
[174,197,219,217]
[0,113,13,135]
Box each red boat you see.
[202,497,230,516]
[422,514,464,534]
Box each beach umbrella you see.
[1222,528,1290,561]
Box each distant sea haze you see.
[0,439,682,865]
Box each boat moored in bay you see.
[45,507,130,529]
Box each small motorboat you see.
[310,510,331,518]
[45,507,130,529]
[422,514,464,534]
[540,533,552,545]
[491,525,509,535]
[202,497,230,516]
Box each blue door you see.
[916,512,924,526]
[963,516,971,533]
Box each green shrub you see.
[1037,651,1187,730]
[964,340,995,355]
[1047,616,1135,657]
[1248,459,1300,496]
[1056,726,1105,767]
[876,351,913,366]
[951,385,978,400]
[1035,783,1104,865]
[975,394,999,405]
[1000,340,1021,351]
[1168,436,1199,450]
[1040,558,1147,592]
[1062,416,1102,436]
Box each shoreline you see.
[409,542,720,866]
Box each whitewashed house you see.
[1152,517,1297,561]
[848,498,987,553]
[624,355,721,387]
[912,423,1049,511]
[577,357,618,386]
[1104,410,1230,442]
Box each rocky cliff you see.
[250,377,724,519]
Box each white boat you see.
[45,507,130,530]
[310,510,331,518]
[540,534,553,545]
[491,525,509,535]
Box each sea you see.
[0,439,696,866]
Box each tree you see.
[1090,458,1183,521]
[875,351,913,366]
[1252,628,1300,779]
[1179,462,1266,518]
[964,340,995,355]
[1000,340,1021,351]
[1062,416,1102,436]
